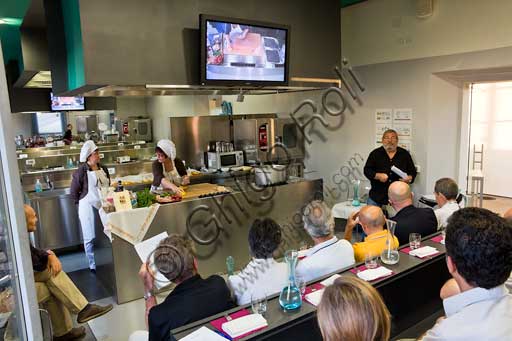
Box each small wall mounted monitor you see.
[200,14,290,86]
[50,92,85,111]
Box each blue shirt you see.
[421,285,512,341]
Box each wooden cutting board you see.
[181,183,230,199]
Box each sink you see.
[29,188,70,199]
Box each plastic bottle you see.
[226,256,234,276]
[35,179,43,193]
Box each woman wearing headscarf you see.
[70,140,110,273]
[151,139,190,194]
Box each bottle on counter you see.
[115,180,124,192]
[226,256,235,276]
[35,179,43,193]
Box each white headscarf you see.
[157,139,176,160]
[80,140,98,163]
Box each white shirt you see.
[434,201,460,229]
[421,285,512,341]
[227,258,288,305]
[295,236,355,282]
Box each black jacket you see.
[70,163,110,204]
[148,274,235,341]
[364,146,417,205]
[392,205,438,245]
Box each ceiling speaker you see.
[416,0,434,18]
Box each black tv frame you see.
[199,14,291,87]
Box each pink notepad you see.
[431,235,444,243]
[210,308,267,340]
[349,265,395,281]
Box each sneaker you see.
[77,303,113,324]
[53,326,86,340]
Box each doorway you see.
[468,82,512,198]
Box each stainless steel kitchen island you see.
[95,178,323,304]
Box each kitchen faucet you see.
[44,174,54,190]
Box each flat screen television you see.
[50,92,85,111]
[200,14,290,86]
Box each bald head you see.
[504,208,512,222]
[388,181,413,210]
[359,206,386,232]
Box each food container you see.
[254,164,288,186]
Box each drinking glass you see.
[365,252,378,269]
[296,276,306,296]
[409,233,421,250]
[251,293,268,315]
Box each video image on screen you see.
[205,20,287,82]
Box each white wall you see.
[11,113,33,137]
[342,0,512,66]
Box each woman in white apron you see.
[151,139,189,193]
[70,141,110,273]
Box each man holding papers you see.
[130,235,235,341]
[364,129,417,207]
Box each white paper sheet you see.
[391,165,408,179]
[134,232,171,289]
[179,326,228,341]
[320,274,341,287]
[357,266,393,282]
[304,288,325,306]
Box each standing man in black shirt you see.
[364,129,417,207]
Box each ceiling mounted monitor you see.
[50,92,85,111]
[200,14,290,86]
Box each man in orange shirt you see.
[344,206,399,262]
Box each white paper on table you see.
[320,274,341,287]
[304,288,325,306]
[179,326,228,341]
[134,232,171,289]
[222,314,268,338]
[357,266,393,282]
[409,246,439,258]
[391,165,408,180]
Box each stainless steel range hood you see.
[81,81,338,97]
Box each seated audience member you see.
[296,200,355,282]
[420,208,512,340]
[24,205,112,341]
[433,178,460,229]
[228,218,287,305]
[388,181,437,245]
[132,235,235,341]
[344,206,399,262]
[317,276,391,341]
[503,208,512,292]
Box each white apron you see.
[78,169,109,269]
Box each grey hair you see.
[154,234,195,282]
[434,178,459,200]
[302,200,334,238]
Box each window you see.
[35,112,64,135]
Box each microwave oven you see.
[207,151,244,169]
